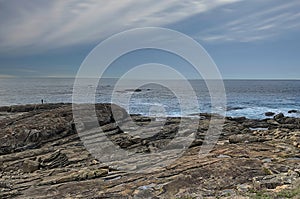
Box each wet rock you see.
[226,106,244,111]
[288,110,298,113]
[265,112,275,117]
[227,116,247,123]
[124,88,142,92]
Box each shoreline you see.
[0,103,299,198]
[0,102,299,119]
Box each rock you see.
[226,107,244,111]
[236,184,252,192]
[265,112,275,117]
[9,103,65,113]
[39,168,109,185]
[133,184,156,198]
[227,116,247,122]
[124,88,142,92]
[217,154,231,158]
[40,150,69,169]
[0,103,300,198]
[262,158,272,163]
[266,119,279,125]
[274,113,284,121]
[0,103,128,155]
[22,159,40,173]
[253,171,299,189]
[283,117,297,124]
[228,134,260,144]
[0,106,11,112]
[288,110,298,113]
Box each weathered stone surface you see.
[229,134,261,143]
[22,159,40,173]
[274,113,285,121]
[0,103,299,198]
[253,170,299,189]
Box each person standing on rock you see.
[41,99,44,104]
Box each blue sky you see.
[0,0,300,79]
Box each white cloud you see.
[2,0,298,51]
[0,0,241,54]
[198,1,300,42]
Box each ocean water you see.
[0,78,300,119]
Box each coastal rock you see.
[0,103,299,198]
[40,150,69,169]
[0,103,128,155]
[266,119,280,125]
[38,168,109,186]
[226,116,247,123]
[124,88,142,92]
[253,170,299,189]
[22,159,40,173]
[0,106,11,112]
[8,103,66,113]
[274,113,284,121]
[228,134,261,144]
[288,110,298,113]
[265,112,275,117]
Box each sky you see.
[0,0,300,79]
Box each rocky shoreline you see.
[0,103,299,198]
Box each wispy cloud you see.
[0,0,241,54]
[1,0,299,54]
[198,1,300,42]
[0,74,15,78]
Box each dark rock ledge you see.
[0,103,299,198]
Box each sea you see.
[0,78,300,119]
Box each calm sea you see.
[0,78,299,119]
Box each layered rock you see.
[0,104,299,198]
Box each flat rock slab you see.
[0,103,299,198]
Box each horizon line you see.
[1,76,300,81]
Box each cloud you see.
[0,74,15,78]
[198,1,300,42]
[0,0,241,55]
[2,0,298,53]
